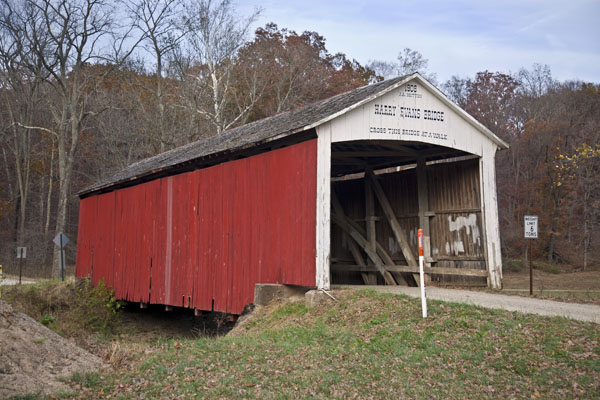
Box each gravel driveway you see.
[333,285,600,323]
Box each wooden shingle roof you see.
[80,75,408,196]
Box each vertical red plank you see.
[183,172,193,307]
[169,175,181,306]
[92,193,104,288]
[149,177,167,305]
[75,199,87,277]
[197,168,208,310]
[129,186,139,301]
[171,173,190,307]
[122,188,132,299]
[122,189,131,301]
[218,164,231,312]
[188,171,200,309]
[113,189,125,298]
[146,179,162,303]
[102,191,116,290]
[76,196,95,278]
[134,186,144,301]
[90,195,100,280]
[240,159,252,313]
[105,191,115,290]
[138,180,154,303]
[303,139,318,286]
[229,158,245,312]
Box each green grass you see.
[504,258,563,274]
[54,289,600,399]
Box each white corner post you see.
[315,123,332,290]
[479,146,503,289]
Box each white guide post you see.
[315,123,332,290]
[479,148,503,289]
[418,228,427,318]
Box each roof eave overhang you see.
[77,128,316,197]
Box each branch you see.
[16,122,59,139]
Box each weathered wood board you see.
[330,158,487,286]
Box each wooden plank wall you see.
[427,159,485,284]
[75,139,317,314]
[331,158,485,285]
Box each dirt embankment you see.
[0,299,104,398]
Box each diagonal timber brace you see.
[365,168,418,268]
[331,213,397,285]
[331,191,411,285]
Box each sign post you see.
[16,247,26,284]
[418,228,427,318]
[53,233,69,281]
[524,216,538,295]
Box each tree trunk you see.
[582,191,589,271]
[43,144,54,265]
[547,189,560,263]
[52,97,79,277]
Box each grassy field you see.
[7,285,599,399]
[3,282,600,399]
[437,260,600,305]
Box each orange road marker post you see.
[418,229,427,318]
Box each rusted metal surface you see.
[76,140,317,314]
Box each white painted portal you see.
[315,74,506,290]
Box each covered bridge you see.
[76,73,508,315]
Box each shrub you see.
[504,259,525,273]
[75,279,123,333]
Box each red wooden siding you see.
[76,140,317,314]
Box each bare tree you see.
[368,48,437,84]
[442,75,469,108]
[0,0,140,277]
[0,0,46,249]
[178,0,260,135]
[127,0,185,152]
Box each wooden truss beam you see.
[331,192,371,285]
[331,192,397,285]
[331,213,397,285]
[331,264,488,277]
[332,151,415,158]
[365,168,418,268]
[331,192,409,283]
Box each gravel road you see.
[333,285,600,323]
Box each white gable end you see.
[324,75,505,157]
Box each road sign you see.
[53,233,69,281]
[53,232,69,248]
[524,215,538,239]
[16,247,27,259]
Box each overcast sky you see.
[239,0,600,84]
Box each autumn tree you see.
[235,23,375,122]
[445,66,600,268]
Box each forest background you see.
[1,0,598,277]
